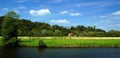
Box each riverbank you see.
[1,37,120,48]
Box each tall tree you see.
[0,16,4,36]
[1,11,19,47]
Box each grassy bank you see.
[1,37,120,48]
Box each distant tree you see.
[2,11,120,37]
[86,26,94,32]
[76,25,86,31]
[53,30,62,36]
[1,11,19,47]
[95,29,105,32]
[84,31,105,37]
[17,19,33,36]
[41,29,47,36]
[106,30,120,37]
[76,25,86,36]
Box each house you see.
[68,32,73,36]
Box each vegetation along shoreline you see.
[1,37,120,48]
[0,11,120,48]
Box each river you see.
[0,48,120,58]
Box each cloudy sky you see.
[0,0,120,31]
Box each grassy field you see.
[1,37,120,48]
[0,38,2,46]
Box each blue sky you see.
[0,0,120,31]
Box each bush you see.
[3,38,20,47]
[38,40,46,48]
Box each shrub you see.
[38,40,46,48]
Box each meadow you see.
[1,37,120,48]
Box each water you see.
[0,48,120,58]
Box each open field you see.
[18,37,120,39]
[0,37,120,47]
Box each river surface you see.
[0,48,120,58]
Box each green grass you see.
[1,37,120,47]
[19,39,40,47]
[44,39,120,47]
[0,38,2,46]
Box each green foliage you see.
[106,30,120,37]
[38,40,46,48]
[19,38,39,47]
[82,31,105,37]
[0,16,4,36]
[0,11,120,37]
[1,11,19,47]
[2,38,19,47]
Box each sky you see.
[0,0,120,31]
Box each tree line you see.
[1,11,120,47]
[0,11,120,37]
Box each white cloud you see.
[77,1,115,8]
[100,20,111,23]
[70,13,82,16]
[77,2,103,7]
[112,10,120,16]
[116,23,120,27]
[2,8,9,11]
[33,0,40,2]
[17,0,40,3]
[98,26,106,29]
[70,9,74,11]
[59,10,82,16]
[99,15,107,18]
[17,0,26,3]
[19,6,27,10]
[98,10,120,19]
[13,10,19,13]
[119,1,120,4]
[54,0,62,3]
[29,9,51,16]
[50,19,70,23]
[60,11,69,14]
[110,10,120,19]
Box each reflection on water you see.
[0,48,19,58]
[0,48,120,58]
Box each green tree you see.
[1,11,19,47]
[76,25,86,36]
[106,30,120,37]
[0,16,4,36]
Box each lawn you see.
[0,38,2,46]
[45,39,120,47]
[1,37,120,48]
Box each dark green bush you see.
[38,40,46,48]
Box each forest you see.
[0,14,120,37]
